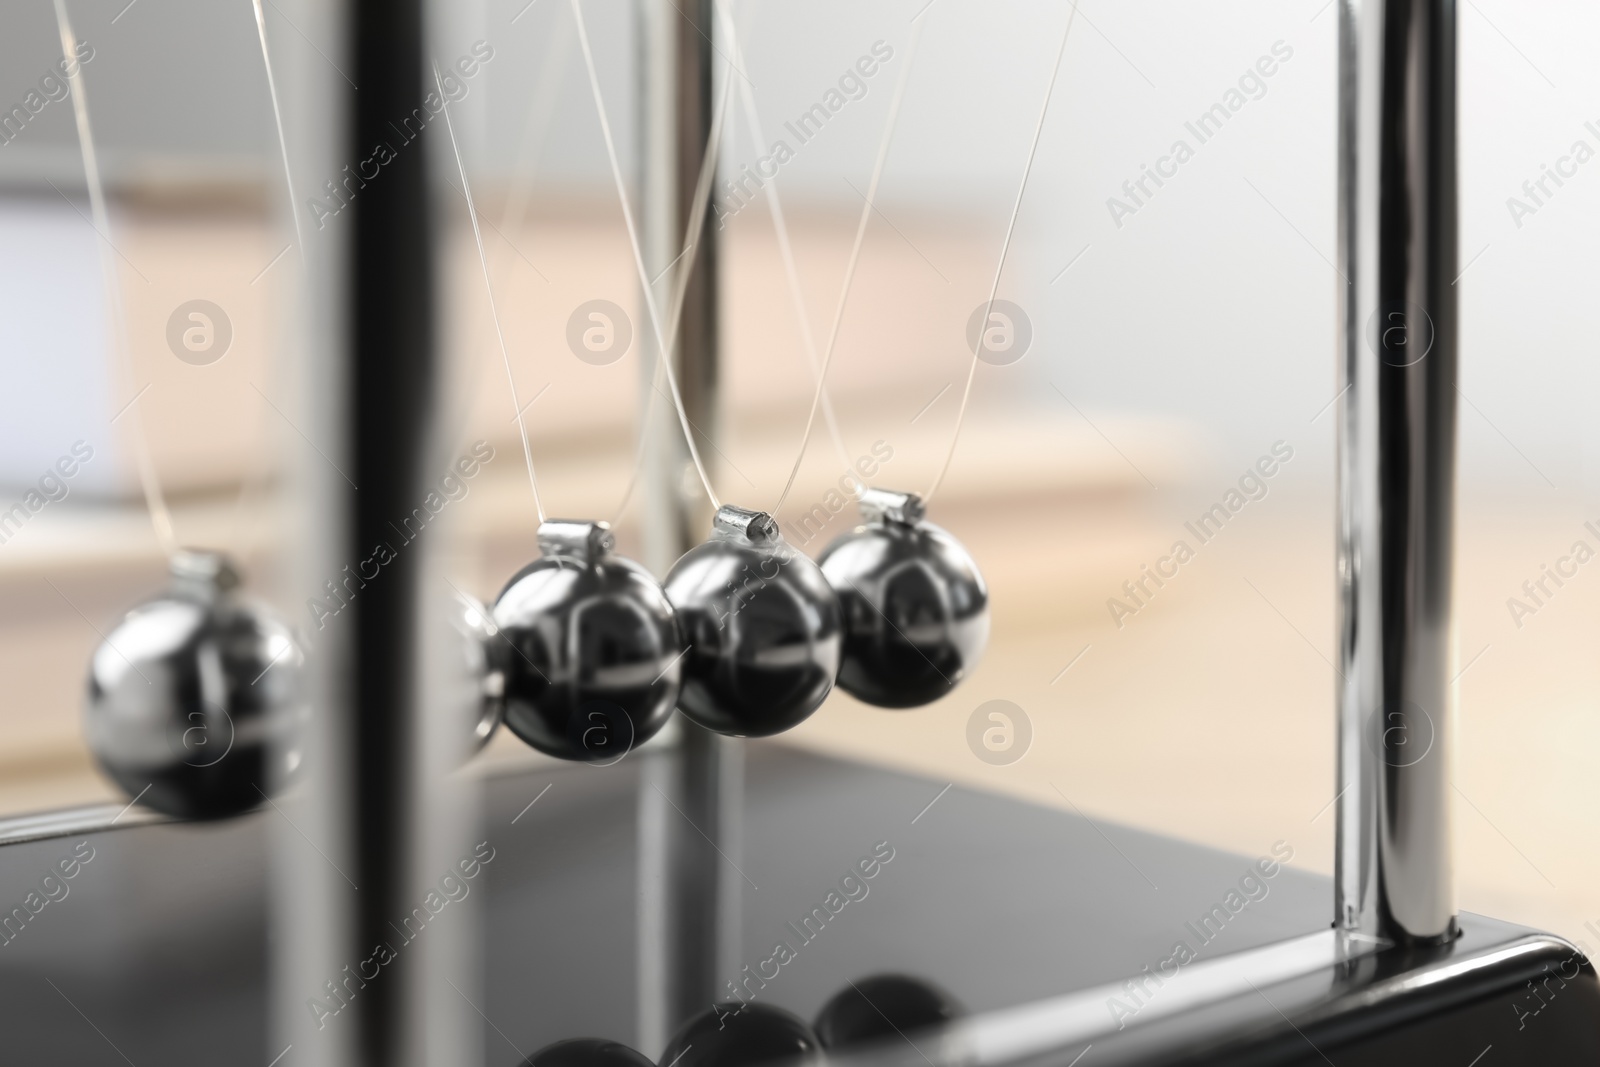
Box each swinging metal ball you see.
[519,1038,654,1067]
[664,505,842,738]
[492,520,682,763]
[818,489,989,708]
[84,549,304,820]
[661,1002,822,1067]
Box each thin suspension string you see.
[717,0,852,473]
[53,0,178,559]
[608,16,739,524]
[607,68,734,525]
[460,0,734,525]
[426,28,575,495]
[602,40,738,524]
[434,17,572,503]
[251,0,305,256]
[571,0,723,512]
[436,63,547,523]
[225,0,302,561]
[926,2,1077,504]
[605,316,666,523]
[771,14,924,516]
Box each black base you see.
[0,744,1589,1064]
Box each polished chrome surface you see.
[664,506,843,738]
[85,549,303,820]
[857,487,926,526]
[819,491,989,709]
[635,0,740,1052]
[639,0,720,575]
[0,802,173,847]
[450,590,505,752]
[274,0,475,1060]
[538,518,618,561]
[1335,0,1459,946]
[492,536,682,762]
[712,503,780,543]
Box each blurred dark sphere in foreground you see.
[661,1002,822,1067]
[814,974,965,1050]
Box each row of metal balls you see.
[524,974,965,1067]
[486,489,990,763]
[83,489,989,816]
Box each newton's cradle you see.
[5,1,1596,1065]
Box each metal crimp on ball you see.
[818,489,989,708]
[492,520,682,763]
[664,505,843,738]
[84,549,306,819]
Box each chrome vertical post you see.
[275,0,470,1062]
[1335,0,1459,947]
[636,0,741,1056]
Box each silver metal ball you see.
[492,521,682,763]
[450,590,505,752]
[664,505,842,737]
[84,549,305,819]
[818,489,989,708]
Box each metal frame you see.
[1334,0,1460,949]
[5,1,1494,1060]
[635,0,743,1054]
[272,0,473,1063]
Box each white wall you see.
[4,0,1596,493]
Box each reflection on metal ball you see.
[450,590,505,752]
[661,1002,822,1067]
[492,520,682,763]
[664,505,842,738]
[519,1038,654,1067]
[818,489,989,708]
[84,549,305,820]
[814,973,966,1051]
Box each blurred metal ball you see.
[818,490,989,708]
[664,505,842,738]
[520,1038,654,1067]
[814,973,965,1052]
[450,590,505,752]
[661,1002,822,1067]
[85,549,305,819]
[492,521,681,763]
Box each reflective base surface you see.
[0,745,1588,1065]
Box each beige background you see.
[0,199,1595,964]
